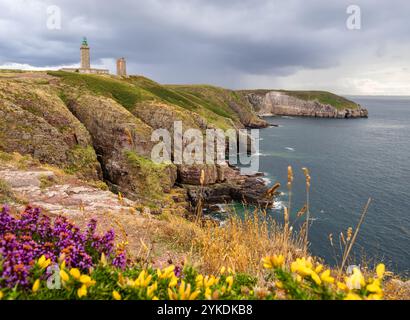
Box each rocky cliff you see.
[0,71,271,212]
[243,90,368,118]
[1,71,368,214]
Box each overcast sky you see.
[1,0,410,95]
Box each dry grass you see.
[157,207,305,276]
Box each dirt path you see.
[0,162,187,268]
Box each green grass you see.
[280,90,358,110]
[128,77,198,112]
[65,145,99,177]
[0,178,15,203]
[168,85,239,119]
[124,151,173,201]
[48,71,154,110]
[0,69,24,73]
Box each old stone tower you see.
[80,37,90,69]
[61,37,109,74]
[116,57,127,76]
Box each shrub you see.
[0,205,388,300]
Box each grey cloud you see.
[0,0,410,90]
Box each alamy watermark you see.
[46,5,62,30]
[150,121,260,175]
[346,5,361,30]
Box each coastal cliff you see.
[0,71,271,212]
[0,70,369,214]
[243,90,368,118]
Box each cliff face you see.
[245,91,368,119]
[1,71,370,213]
[0,79,101,180]
[0,71,271,211]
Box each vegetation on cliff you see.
[240,89,359,111]
[0,205,388,300]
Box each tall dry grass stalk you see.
[340,198,372,271]
[194,169,206,224]
[302,167,311,253]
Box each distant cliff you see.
[241,90,368,118]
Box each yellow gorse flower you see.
[112,290,122,300]
[226,276,234,290]
[69,268,81,280]
[168,275,178,288]
[147,282,158,299]
[37,255,51,269]
[32,279,40,293]
[262,255,285,269]
[376,264,385,279]
[291,258,313,276]
[0,291,3,300]
[337,281,348,291]
[290,257,326,286]
[344,292,362,300]
[79,275,96,287]
[311,272,322,285]
[157,265,175,279]
[60,269,69,282]
[367,293,383,300]
[320,270,335,284]
[205,287,212,300]
[366,279,383,295]
[77,284,87,298]
[196,275,218,288]
[315,264,324,274]
[134,270,152,287]
[168,281,201,300]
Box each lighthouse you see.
[60,38,109,75]
[80,37,90,69]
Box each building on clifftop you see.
[116,57,127,77]
[60,37,109,75]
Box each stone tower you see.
[116,57,127,76]
[80,37,90,69]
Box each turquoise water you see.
[253,96,410,273]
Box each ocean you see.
[252,96,410,273]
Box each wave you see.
[285,147,295,152]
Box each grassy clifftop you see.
[48,71,264,129]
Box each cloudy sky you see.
[1,0,410,95]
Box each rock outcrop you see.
[246,91,368,118]
[65,94,177,202]
[0,80,101,180]
[182,165,272,208]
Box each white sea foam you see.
[262,177,272,185]
[285,147,295,152]
[271,200,284,210]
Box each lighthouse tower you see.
[60,37,109,74]
[80,37,90,69]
